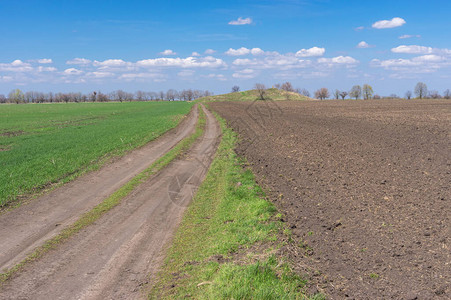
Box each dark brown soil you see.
[210,99,450,300]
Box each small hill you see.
[199,88,312,102]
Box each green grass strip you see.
[149,110,324,300]
[0,105,206,284]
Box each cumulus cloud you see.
[191,51,200,56]
[137,56,227,68]
[160,49,177,56]
[37,66,57,72]
[93,59,131,67]
[205,49,216,54]
[295,47,325,57]
[37,58,53,64]
[225,47,251,56]
[372,17,406,29]
[228,17,252,25]
[391,45,451,56]
[66,58,92,65]
[356,41,373,48]
[63,68,83,75]
[318,56,359,65]
[0,60,33,72]
[371,54,451,74]
[399,34,421,39]
[391,45,433,54]
[232,68,258,79]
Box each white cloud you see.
[191,51,200,56]
[37,66,57,72]
[391,45,433,54]
[203,73,227,81]
[93,59,130,67]
[318,56,359,65]
[355,26,365,31]
[119,73,166,82]
[371,54,451,74]
[391,45,451,56]
[137,56,227,68]
[66,58,91,65]
[295,47,325,57]
[228,17,252,25]
[160,49,176,56]
[87,71,115,78]
[0,60,33,72]
[232,68,258,79]
[356,41,373,48]
[225,47,251,56]
[63,68,83,75]
[37,58,53,64]
[372,17,406,29]
[178,70,195,77]
[250,48,264,55]
[205,49,216,54]
[399,34,421,39]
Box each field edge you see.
[148,108,325,299]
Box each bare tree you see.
[274,83,281,89]
[414,82,427,99]
[232,85,240,93]
[314,88,330,100]
[362,84,374,100]
[349,85,362,100]
[405,91,412,100]
[281,82,295,92]
[254,83,266,100]
[135,90,145,101]
[373,94,381,99]
[0,94,6,103]
[339,91,348,100]
[428,90,441,99]
[444,89,451,99]
[297,88,310,97]
[334,89,340,100]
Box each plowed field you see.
[210,99,450,300]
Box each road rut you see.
[0,106,198,272]
[0,105,221,299]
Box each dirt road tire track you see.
[0,105,221,299]
[0,105,198,272]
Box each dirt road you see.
[0,106,198,272]
[211,99,450,300]
[0,105,220,299]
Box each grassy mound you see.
[200,88,311,102]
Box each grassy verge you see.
[0,106,206,284]
[149,111,323,299]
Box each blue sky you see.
[1,0,450,96]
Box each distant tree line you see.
[234,81,449,100]
[0,89,213,104]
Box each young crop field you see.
[0,101,193,207]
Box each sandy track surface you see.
[211,100,450,300]
[0,106,198,272]
[0,105,220,299]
